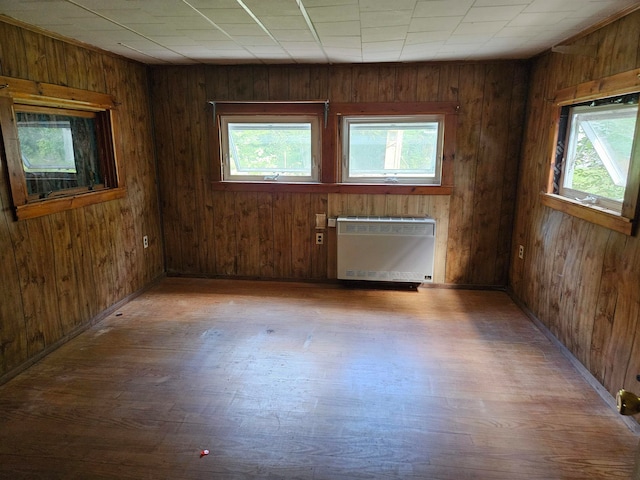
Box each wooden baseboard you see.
[507,288,640,435]
[0,273,166,387]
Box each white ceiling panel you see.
[359,0,417,12]
[360,10,413,28]
[0,0,637,64]
[414,1,475,17]
[463,5,527,22]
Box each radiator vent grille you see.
[337,216,436,283]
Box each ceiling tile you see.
[463,5,527,22]
[270,29,316,42]
[305,5,360,22]
[320,36,362,48]
[508,12,564,26]
[360,10,413,28]
[1,0,637,65]
[359,0,417,11]
[405,31,450,44]
[408,16,463,32]
[196,8,254,24]
[259,15,309,30]
[314,21,361,37]
[414,0,474,17]
[361,26,408,42]
[454,20,509,35]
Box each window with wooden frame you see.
[340,114,445,185]
[213,101,325,184]
[543,68,640,236]
[211,100,457,195]
[0,76,124,220]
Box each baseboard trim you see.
[0,273,166,387]
[507,288,640,435]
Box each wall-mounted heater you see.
[337,216,436,284]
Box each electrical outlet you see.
[143,235,149,249]
[518,244,524,259]
[315,232,324,245]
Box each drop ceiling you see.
[1,0,638,65]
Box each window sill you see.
[540,192,634,236]
[211,181,452,195]
[15,187,126,220]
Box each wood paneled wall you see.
[150,61,528,285]
[510,10,640,399]
[0,20,164,379]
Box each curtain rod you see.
[209,100,330,127]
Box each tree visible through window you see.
[559,95,638,213]
[342,115,443,184]
[17,109,102,198]
[220,114,320,182]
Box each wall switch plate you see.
[143,235,149,249]
[315,213,327,230]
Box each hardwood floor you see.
[0,278,637,479]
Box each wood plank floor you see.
[0,278,637,479]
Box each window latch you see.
[264,173,280,181]
[384,177,399,184]
[576,195,597,204]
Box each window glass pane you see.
[17,111,101,197]
[342,116,443,184]
[563,102,637,203]
[228,122,312,177]
[349,122,439,178]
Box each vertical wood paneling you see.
[258,194,275,278]
[289,66,310,100]
[469,64,513,285]
[395,65,418,102]
[446,64,484,283]
[329,66,352,102]
[495,65,528,284]
[235,191,260,277]
[291,193,312,278]
[3,24,29,78]
[0,20,163,379]
[416,64,441,102]
[0,181,27,373]
[273,192,294,278]
[510,9,640,403]
[213,191,237,276]
[268,66,289,99]
[377,65,396,102]
[151,61,528,285]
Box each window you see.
[556,95,637,214]
[17,107,103,199]
[543,68,640,236]
[341,115,444,184]
[220,114,320,182]
[212,100,457,194]
[0,76,124,220]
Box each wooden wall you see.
[150,61,528,285]
[0,20,164,379]
[510,10,640,399]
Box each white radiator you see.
[337,216,436,283]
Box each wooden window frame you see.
[542,68,640,236]
[217,107,322,183]
[0,76,125,220]
[211,101,457,195]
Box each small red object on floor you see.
[200,449,209,458]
